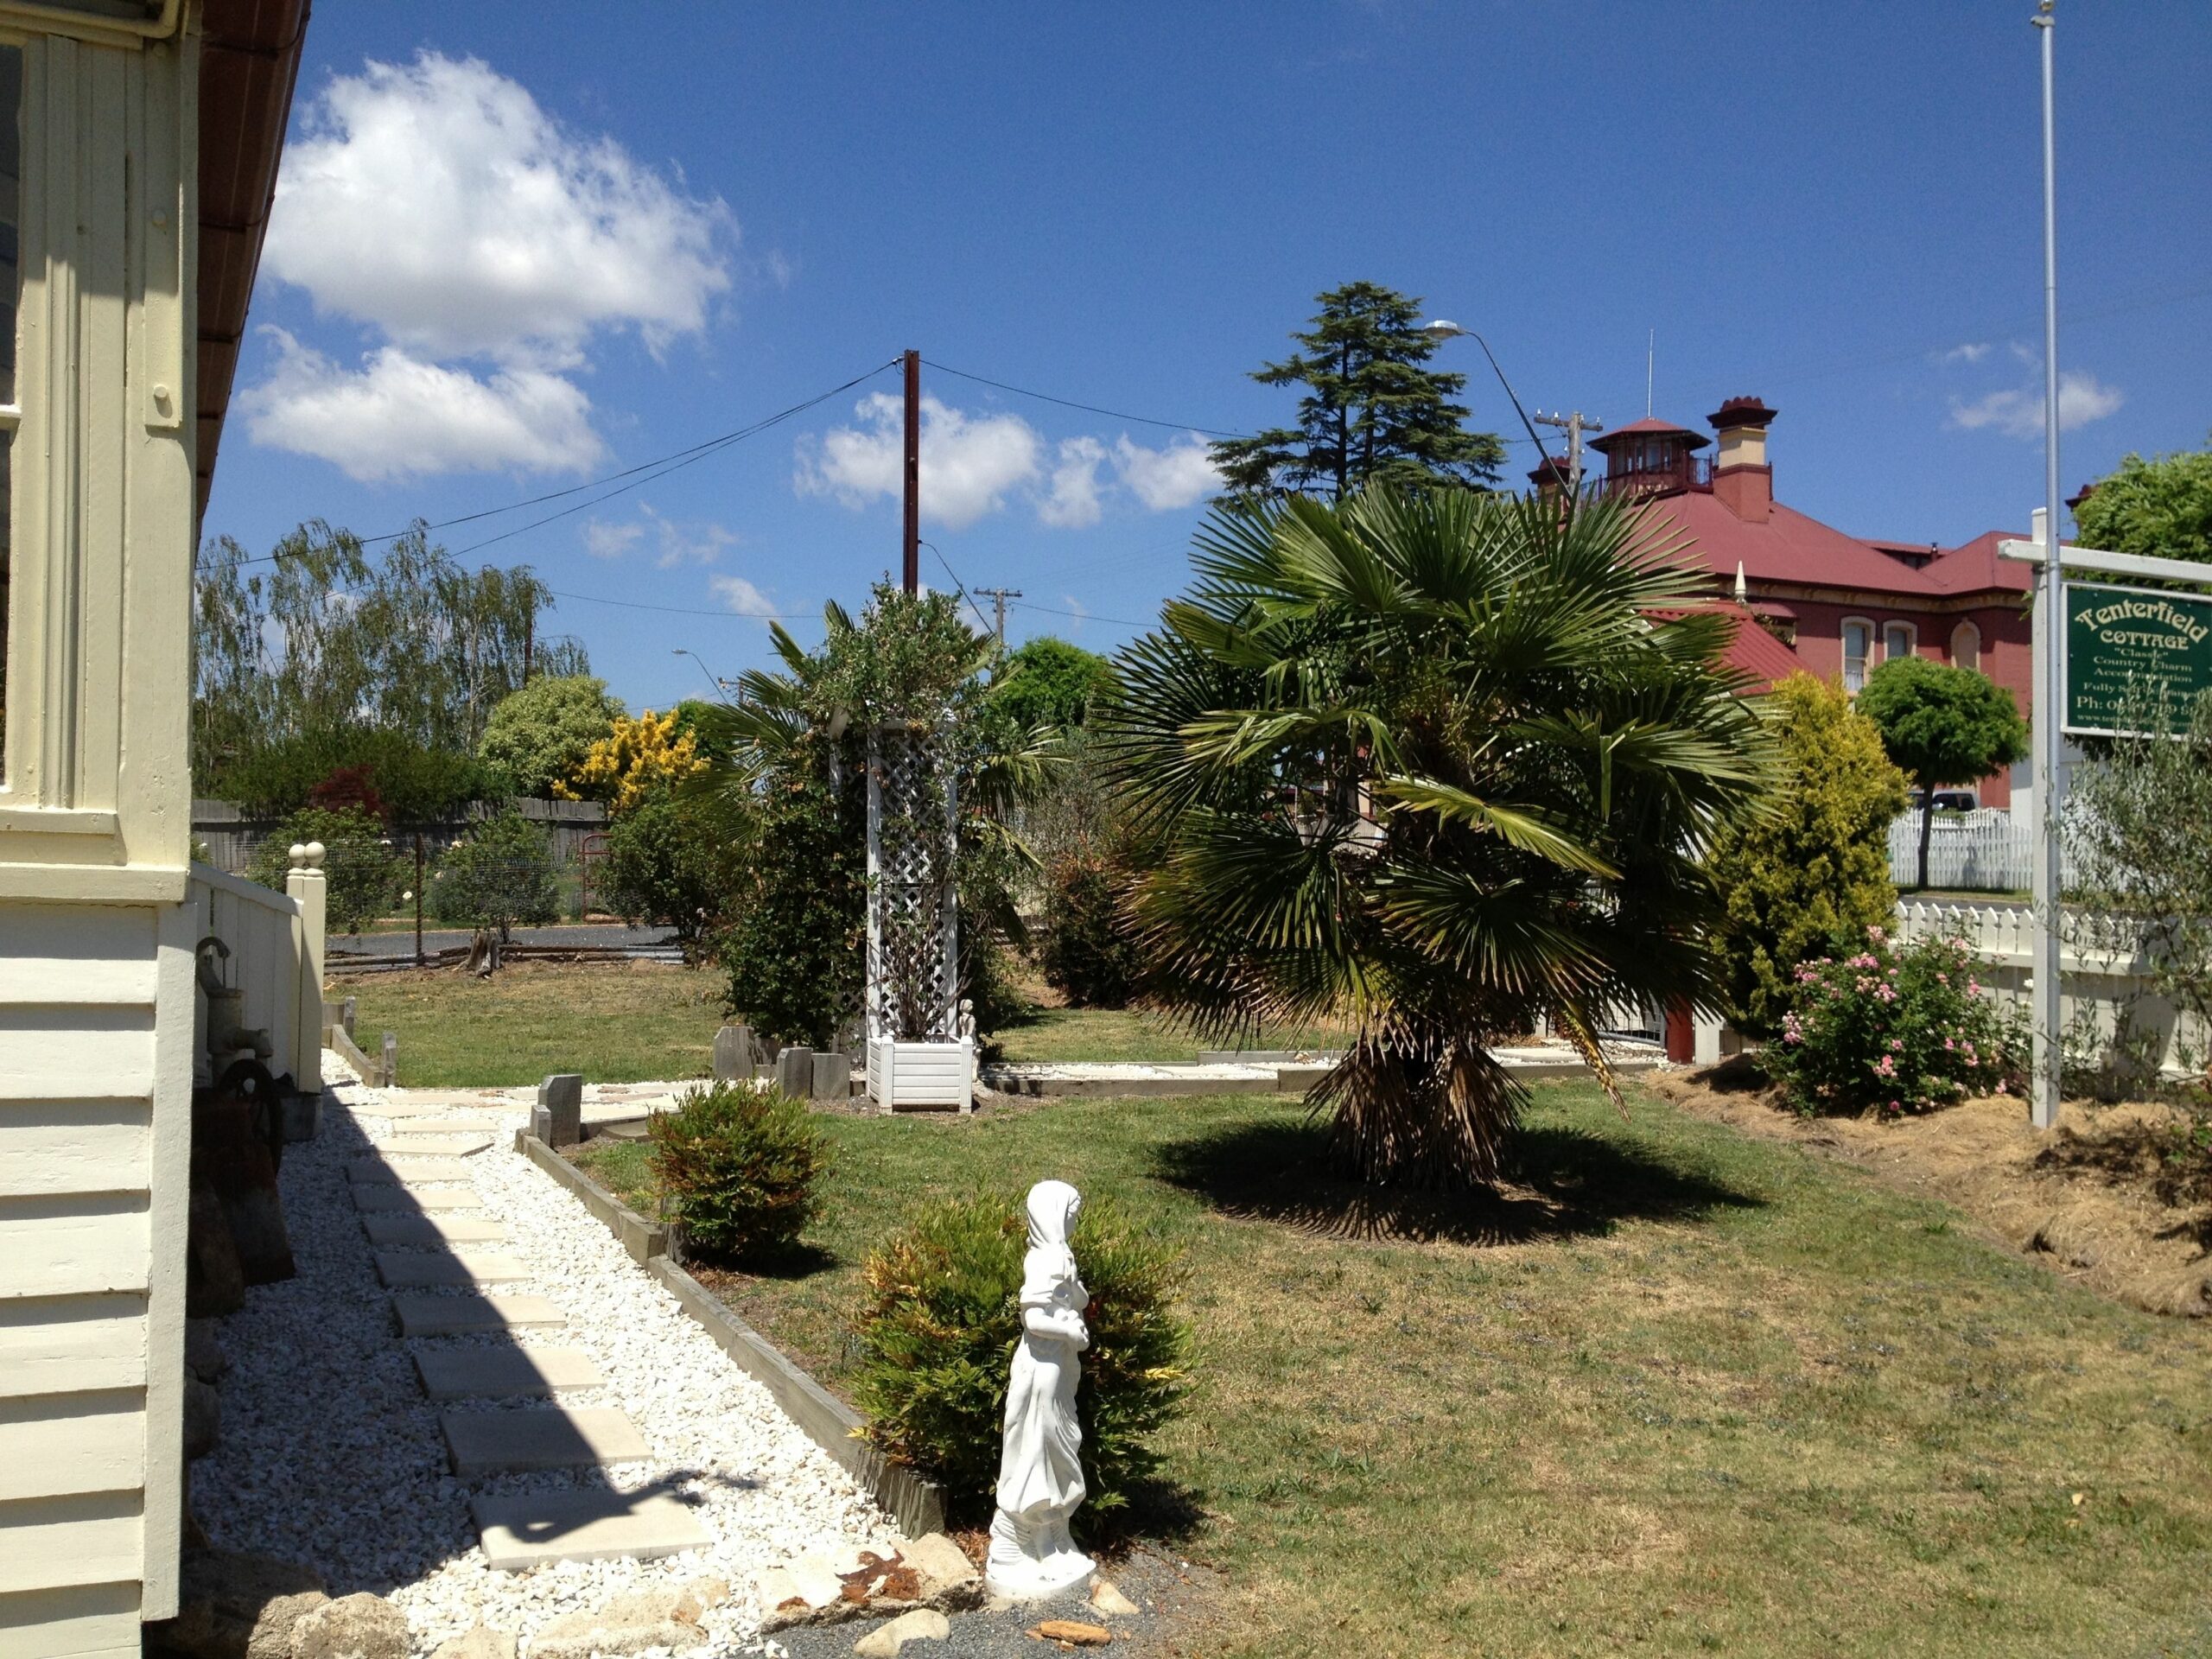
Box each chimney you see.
[1708,396,1777,524]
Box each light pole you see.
[1421,320,1560,480]
[2030,0,2064,1130]
[672,648,736,704]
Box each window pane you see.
[1842,623,1868,694]
[1884,623,1914,660]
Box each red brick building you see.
[1571,398,2031,804]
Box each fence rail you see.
[1887,812,2032,892]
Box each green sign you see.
[2065,579,2212,735]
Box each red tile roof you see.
[1633,489,2025,602]
[1645,601,1805,695]
[1591,416,1710,454]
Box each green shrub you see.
[206,723,505,823]
[1765,926,2021,1118]
[429,810,559,938]
[851,1193,1191,1528]
[1707,673,1908,1036]
[1039,854,1142,1008]
[647,1083,830,1262]
[245,806,402,935]
[478,673,623,797]
[601,797,739,951]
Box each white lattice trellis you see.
[866,718,960,1042]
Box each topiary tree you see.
[1855,657,2029,892]
[429,810,560,940]
[477,674,623,797]
[1707,673,1908,1036]
[850,1192,1190,1529]
[245,806,402,935]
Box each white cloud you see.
[1949,370,2125,441]
[1039,437,1108,529]
[798,393,1043,530]
[245,52,733,478]
[709,574,773,616]
[582,518,643,559]
[1114,433,1221,510]
[236,327,602,480]
[264,52,732,361]
[1939,341,1991,365]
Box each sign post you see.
[2001,530,2212,1129]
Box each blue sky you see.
[205,3,2212,714]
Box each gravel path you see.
[197,1054,896,1656]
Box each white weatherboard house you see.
[0,3,305,1656]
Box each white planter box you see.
[867,1038,976,1112]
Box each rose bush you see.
[1766,926,2020,1118]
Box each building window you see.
[0,45,17,779]
[1950,620,1981,673]
[1841,619,1872,692]
[1882,621,1916,662]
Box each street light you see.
[672,648,736,704]
[1421,320,1559,480]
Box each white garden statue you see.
[984,1179,1096,1601]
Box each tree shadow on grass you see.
[684,1241,842,1281]
[1149,1115,1763,1244]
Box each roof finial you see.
[1733,561,1749,604]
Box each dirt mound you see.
[1643,1066,2212,1318]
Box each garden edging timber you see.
[514,1130,948,1538]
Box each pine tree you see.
[1209,281,1505,500]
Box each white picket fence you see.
[1886,811,2033,892]
[190,854,327,1096]
[1891,899,2201,1077]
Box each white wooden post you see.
[286,840,327,1095]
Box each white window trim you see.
[1840,616,1873,693]
[1881,620,1918,662]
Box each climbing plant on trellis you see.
[867,717,960,1042]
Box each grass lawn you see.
[992,1003,1348,1064]
[343,962,724,1088]
[573,1083,2212,1658]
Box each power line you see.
[1012,598,1156,628]
[922,359,1253,440]
[544,587,813,620]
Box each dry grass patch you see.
[1644,1065,2212,1318]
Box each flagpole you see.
[2031,0,2063,1131]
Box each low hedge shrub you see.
[849,1193,1190,1529]
[646,1083,830,1262]
[1766,926,2021,1118]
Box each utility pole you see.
[974,587,1023,651]
[902,349,921,595]
[1534,410,1605,494]
[2030,0,2063,1131]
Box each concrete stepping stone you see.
[364,1134,493,1157]
[369,1116,505,1135]
[349,1156,477,1185]
[376,1249,531,1287]
[440,1407,650,1476]
[353,1185,483,1214]
[414,1346,604,1401]
[472,1489,709,1571]
[391,1293,565,1337]
[360,1214,507,1247]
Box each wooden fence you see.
[189,855,327,1095]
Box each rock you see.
[186,1318,230,1382]
[287,1593,409,1659]
[1027,1620,1113,1647]
[529,1585,713,1659]
[901,1535,982,1608]
[676,1577,730,1623]
[1089,1580,1140,1617]
[429,1629,515,1659]
[184,1376,221,1461]
[187,1179,246,1319]
[149,1547,327,1659]
[853,1609,950,1658]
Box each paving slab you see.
[360,1214,508,1247]
[391,1293,565,1337]
[362,1134,493,1157]
[375,1249,531,1287]
[367,1116,505,1135]
[472,1489,709,1571]
[414,1346,605,1401]
[352,1185,484,1214]
[348,1156,478,1185]
[440,1407,650,1476]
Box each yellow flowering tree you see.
[560,709,706,814]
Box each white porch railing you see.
[1892,899,2202,1077]
[1887,812,2033,892]
[189,845,327,1095]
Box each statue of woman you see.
[985,1179,1096,1600]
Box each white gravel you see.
[197,1056,897,1656]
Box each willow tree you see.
[1100,487,1778,1190]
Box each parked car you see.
[1908,787,1980,814]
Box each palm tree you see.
[1099,486,1779,1190]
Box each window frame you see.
[1881,620,1918,664]
[1840,617,1872,694]
[1949,619,1982,673]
